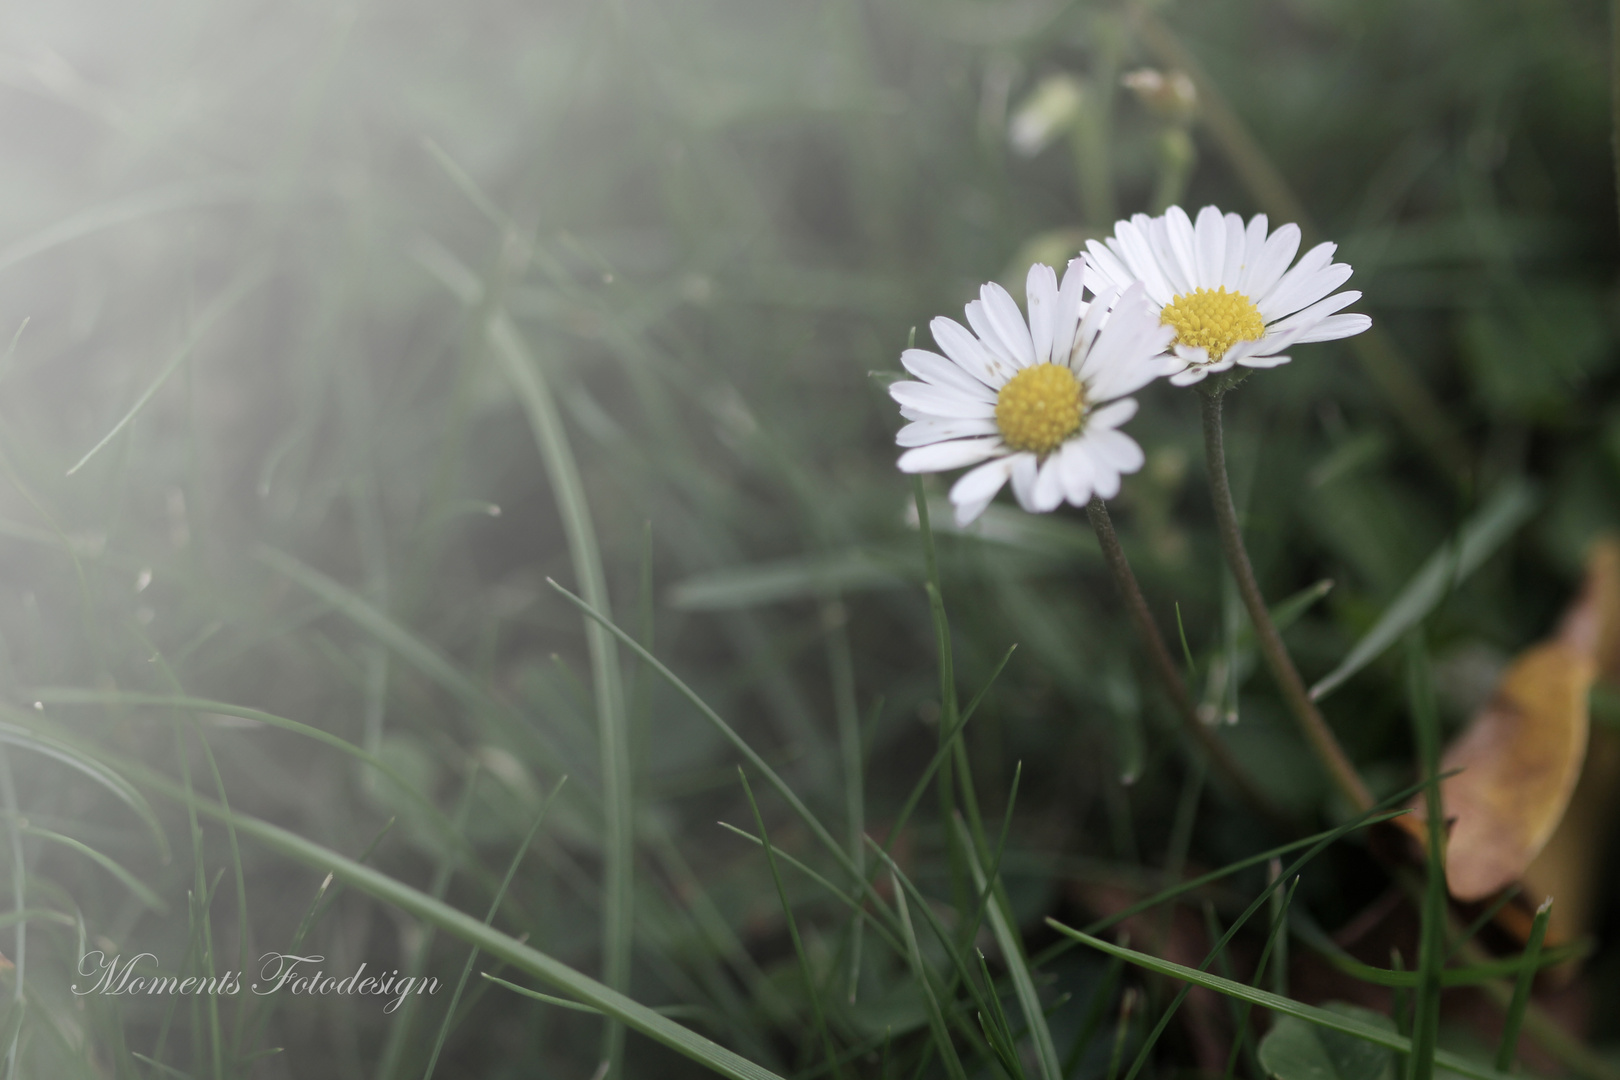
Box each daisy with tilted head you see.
[1082,205,1370,386]
[889,261,1177,526]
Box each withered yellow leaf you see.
[1510,537,1620,945]
[1412,641,1594,903]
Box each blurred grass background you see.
[0,0,1616,1075]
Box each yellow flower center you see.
[995,363,1084,456]
[1159,287,1265,358]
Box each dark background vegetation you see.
[0,0,1615,1075]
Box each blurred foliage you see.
[0,0,1614,1075]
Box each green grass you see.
[0,0,1615,1076]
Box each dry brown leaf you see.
[1428,640,1595,902]
[1509,537,1620,946]
[1403,538,1618,915]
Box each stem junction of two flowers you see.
[1088,368,1373,825]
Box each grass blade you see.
[1495,898,1551,1072]
[737,768,843,1080]
[889,871,968,1080]
[1043,925,1515,1080]
[422,778,568,1080]
[0,715,168,860]
[954,816,1061,1080]
[546,578,860,883]
[121,764,784,1080]
[1406,634,1445,1080]
[67,267,266,476]
[486,305,633,1078]
[1311,481,1536,701]
[13,825,166,913]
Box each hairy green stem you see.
[1198,390,1373,813]
[1085,497,1289,830]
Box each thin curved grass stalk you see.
[546,578,862,884]
[11,825,164,913]
[1198,389,1373,812]
[719,824,904,955]
[27,690,505,900]
[0,748,20,1080]
[1060,779,1429,1079]
[1221,876,1299,1080]
[422,778,567,1080]
[1046,927,1516,1080]
[737,768,844,1080]
[486,296,633,1079]
[954,816,1061,1080]
[1407,635,1444,1080]
[889,871,970,1080]
[376,767,481,1080]
[254,546,566,766]
[1495,899,1551,1072]
[1085,498,1291,829]
[117,760,785,1080]
[1030,807,1409,971]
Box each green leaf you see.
[1258,1004,1397,1080]
[1043,923,1513,1080]
[668,549,908,610]
[1310,480,1537,702]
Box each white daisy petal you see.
[896,417,999,447]
[953,491,996,527]
[1033,454,1066,511]
[898,437,1005,473]
[1089,428,1146,474]
[889,380,995,419]
[1090,312,1176,399]
[1256,242,1341,320]
[1059,439,1097,506]
[1162,206,1200,292]
[890,258,1167,514]
[1257,289,1363,349]
[1071,283,1119,367]
[1240,221,1301,300]
[932,316,1014,387]
[1221,212,1247,289]
[901,349,997,401]
[1086,397,1138,432]
[1237,353,1291,369]
[950,455,1018,508]
[1194,205,1226,287]
[1169,365,1211,387]
[1261,263,1356,325]
[1052,258,1088,368]
[1114,217,1177,302]
[1010,452,1040,511]
[1026,263,1059,367]
[964,300,1018,370]
[1082,241,1136,298]
[980,282,1037,369]
[1291,312,1372,344]
[1238,213,1269,287]
[1144,213,1191,298]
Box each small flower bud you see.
[1008,73,1085,157]
[1120,68,1198,121]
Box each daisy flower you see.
[1083,205,1371,386]
[889,261,1176,526]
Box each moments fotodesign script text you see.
[74,951,441,1013]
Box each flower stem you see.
[1198,389,1374,813]
[1086,497,1290,831]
